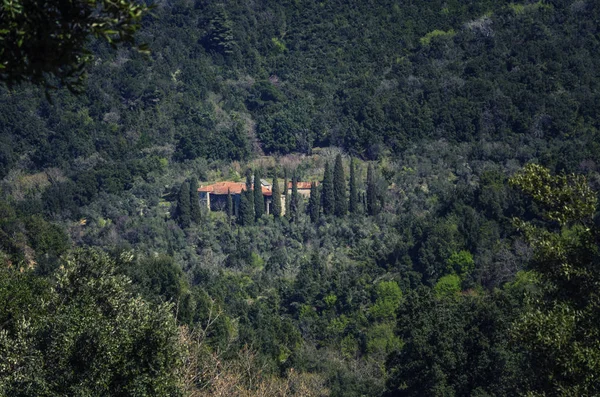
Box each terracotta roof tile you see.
[198,182,273,196]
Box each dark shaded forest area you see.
[1,0,599,396]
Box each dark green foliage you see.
[24,215,69,258]
[510,164,600,395]
[1,0,600,176]
[0,0,148,90]
[290,172,300,221]
[122,253,193,324]
[367,163,378,216]
[247,81,286,112]
[245,169,255,221]
[3,1,600,394]
[125,254,187,303]
[0,266,51,342]
[238,190,254,226]
[283,169,290,218]
[189,178,202,224]
[176,180,191,228]
[293,252,326,306]
[23,215,69,273]
[253,169,263,219]
[385,287,527,396]
[322,161,335,216]
[226,188,233,220]
[245,169,252,191]
[200,5,235,55]
[308,182,320,223]
[42,180,78,218]
[0,201,25,262]
[333,154,347,217]
[349,158,358,213]
[0,249,183,396]
[272,175,281,218]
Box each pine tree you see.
[290,172,300,221]
[333,154,347,216]
[308,182,320,223]
[189,178,202,223]
[272,175,281,218]
[322,161,335,215]
[226,188,233,221]
[349,158,358,213]
[253,169,263,220]
[367,163,378,216]
[176,180,191,228]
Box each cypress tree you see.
[238,190,253,226]
[349,158,358,213]
[283,168,290,218]
[253,169,263,219]
[272,175,281,218]
[322,161,334,215]
[290,172,299,221]
[189,178,202,223]
[226,188,233,221]
[367,163,378,216]
[308,181,320,223]
[245,169,255,221]
[333,154,347,216]
[176,180,191,228]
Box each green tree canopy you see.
[272,175,281,218]
[176,180,191,228]
[322,161,334,216]
[349,158,358,213]
[333,154,347,216]
[253,169,263,219]
[189,178,202,224]
[367,163,378,216]
[0,0,149,90]
[510,163,600,396]
[308,181,320,223]
[0,249,183,396]
[290,172,300,221]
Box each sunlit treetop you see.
[509,163,597,226]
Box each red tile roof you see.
[198,182,273,196]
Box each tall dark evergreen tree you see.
[189,178,202,223]
[253,169,264,220]
[322,161,335,216]
[308,182,320,223]
[226,188,233,221]
[367,163,378,216]
[290,172,300,221]
[272,175,281,218]
[349,158,358,213]
[176,180,191,228]
[283,168,290,218]
[245,169,255,221]
[333,154,347,216]
[238,190,253,226]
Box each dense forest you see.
[1,0,599,396]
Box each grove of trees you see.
[1,0,600,395]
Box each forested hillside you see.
[1,0,599,396]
